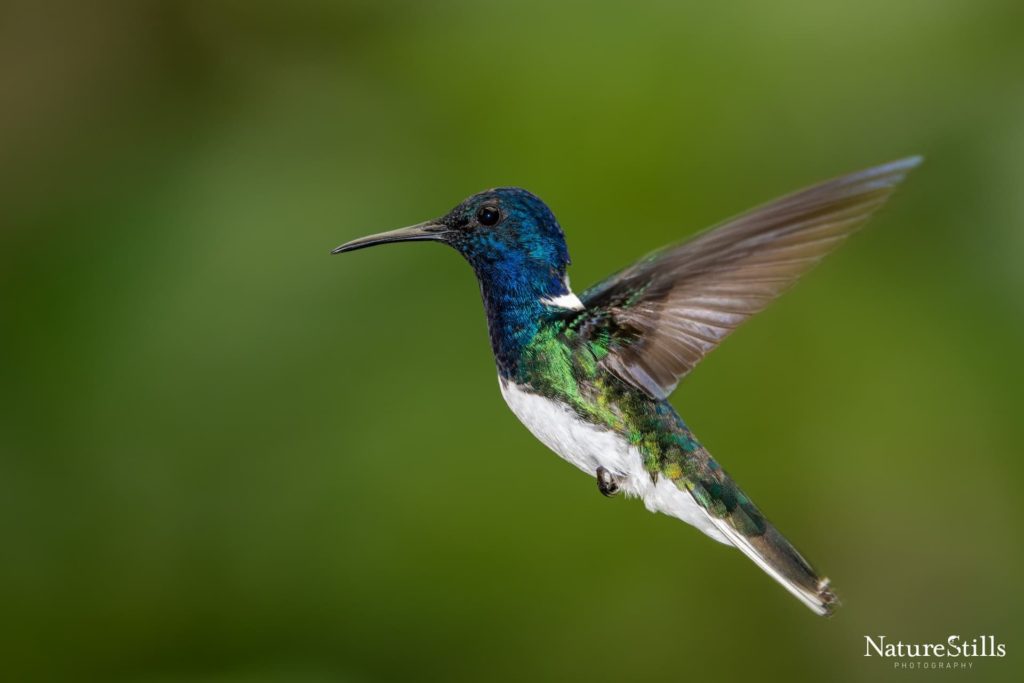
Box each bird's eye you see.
[477,206,501,226]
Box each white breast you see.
[499,379,730,544]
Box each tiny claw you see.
[596,466,620,497]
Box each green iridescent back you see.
[514,312,769,537]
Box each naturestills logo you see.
[864,635,1006,670]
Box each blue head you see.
[444,187,571,291]
[334,188,575,373]
[335,187,570,290]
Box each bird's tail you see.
[708,512,838,616]
[688,468,838,616]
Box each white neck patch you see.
[541,276,585,310]
[542,291,584,310]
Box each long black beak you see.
[331,220,447,254]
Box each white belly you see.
[499,379,729,544]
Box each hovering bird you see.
[333,157,920,615]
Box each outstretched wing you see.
[578,157,921,399]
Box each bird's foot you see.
[596,467,621,497]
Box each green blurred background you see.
[2,1,1022,681]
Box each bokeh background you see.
[2,1,1022,681]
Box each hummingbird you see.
[333,157,920,616]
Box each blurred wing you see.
[579,157,921,399]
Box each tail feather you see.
[707,514,838,616]
[684,453,838,615]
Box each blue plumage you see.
[440,188,574,375]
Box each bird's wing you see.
[576,157,921,400]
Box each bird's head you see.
[333,188,571,284]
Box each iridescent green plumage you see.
[515,311,831,607]
[526,317,742,524]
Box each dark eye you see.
[477,205,501,226]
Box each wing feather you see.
[579,157,921,399]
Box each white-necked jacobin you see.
[333,157,921,616]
